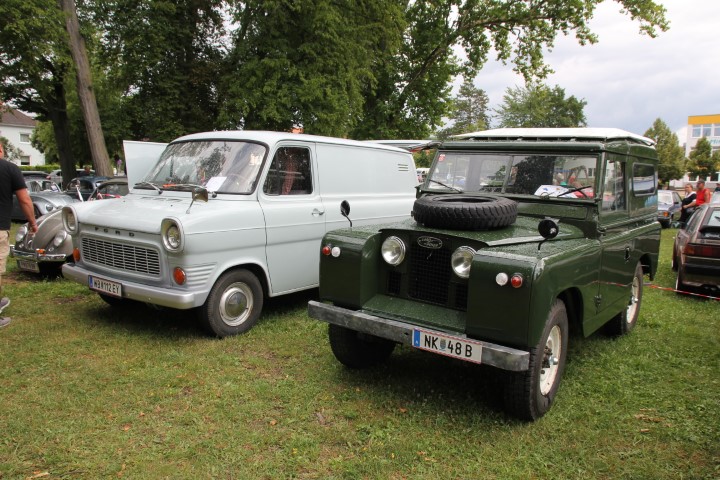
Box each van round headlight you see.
[381,236,406,266]
[63,208,78,233]
[161,219,183,251]
[451,246,476,278]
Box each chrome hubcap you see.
[219,282,253,326]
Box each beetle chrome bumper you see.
[10,246,67,263]
[308,300,529,371]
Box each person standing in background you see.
[0,142,38,328]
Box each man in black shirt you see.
[0,142,38,328]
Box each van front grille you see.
[81,237,161,276]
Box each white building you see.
[0,107,46,166]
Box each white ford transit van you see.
[61,131,417,336]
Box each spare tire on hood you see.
[413,194,518,230]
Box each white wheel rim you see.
[540,325,562,395]
[626,273,640,324]
[219,282,253,326]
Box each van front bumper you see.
[308,300,529,371]
[62,263,202,309]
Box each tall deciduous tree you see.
[0,0,78,185]
[354,0,667,139]
[436,79,490,139]
[643,118,685,186]
[89,0,228,142]
[495,83,587,128]
[687,137,718,181]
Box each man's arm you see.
[14,188,38,233]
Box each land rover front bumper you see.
[308,300,529,371]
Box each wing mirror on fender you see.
[538,218,559,250]
[186,187,209,214]
[340,200,352,228]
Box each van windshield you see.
[140,140,267,194]
[426,151,599,199]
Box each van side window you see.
[263,147,313,195]
[602,160,626,212]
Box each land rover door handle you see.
[312,208,325,216]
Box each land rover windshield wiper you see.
[557,185,592,198]
[428,178,463,193]
[134,181,163,194]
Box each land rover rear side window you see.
[601,160,626,212]
[632,162,657,196]
[264,147,313,195]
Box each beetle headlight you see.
[451,246,476,278]
[15,225,28,243]
[52,230,68,248]
[63,208,78,234]
[161,219,183,251]
[381,236,406,266]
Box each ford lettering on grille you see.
[417,236,442,249]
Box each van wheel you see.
[200,269,263,337]
[413,195,517,230]
[503,299,568,421]
[328,324,396,369]
[604,262,643,336]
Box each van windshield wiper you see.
[135,181,163,194]
[428,178,463,193]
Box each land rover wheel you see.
[328,324,396,369]
[605,262,643,336]
[200,269,263,337]
[503,299,568,421]
[413,194,517,230]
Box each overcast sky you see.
[474,0,719,138]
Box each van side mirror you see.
[186,187,209,213]
[340,200,352,228]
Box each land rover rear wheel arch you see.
[412,194,518,230]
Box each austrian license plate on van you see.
[88,275,122,297]
[412,328,483,364]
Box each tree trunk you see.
[45,81,76,188]
[58,0,112,177]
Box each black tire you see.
[412,194,518,230]
[604,262,643,336]
[503,299,568,421]
[199,269,263,337]
[328,324,396,369]
[671,247,678,272]
[675,269,690,296]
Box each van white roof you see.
[172,130,409,152]
[452,128,655,146]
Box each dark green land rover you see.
[308,128,661,420]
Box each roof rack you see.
[451,128,655,146]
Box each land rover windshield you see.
[426,151,598,199]
[138,140,267,194]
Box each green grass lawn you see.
[0,228,718,479]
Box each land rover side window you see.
[142,141,266,194]
[601,160,626,212]
[263,147,313,195]
[632,162,657,196]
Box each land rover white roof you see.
[452,128,655,146]
[173,130,409,152]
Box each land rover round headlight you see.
[451,246,476,278]
[15,225,28,243]
[161,219,183,251]
[381,236,406,266]
[63,209,77,234]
